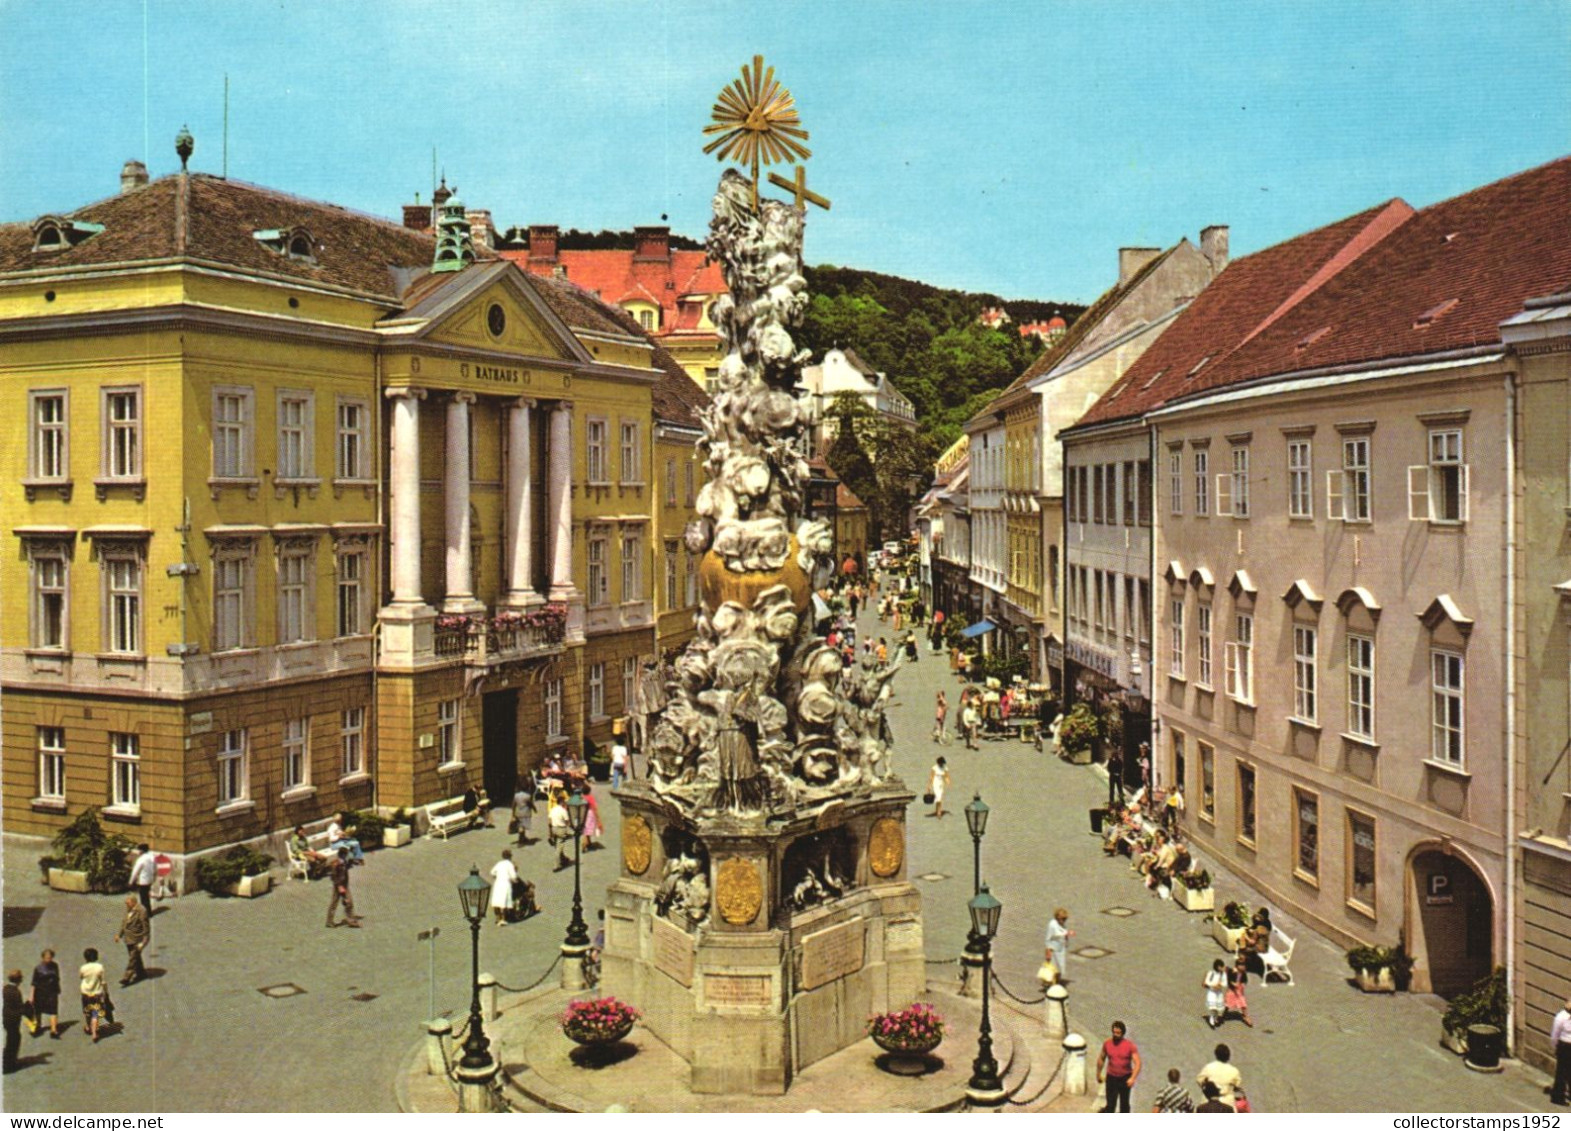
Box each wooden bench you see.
[287,830,335,881]
[425,790,490,840]
[1261,928,1296,986]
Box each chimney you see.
[120,160,149,194]
[402,199,432,231]
[634,225,670,262]
[1118,247,1162,285]
[466,209,493,250]
[1200,225,1230,273]
[529,224,559,264]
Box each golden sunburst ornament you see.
[704,54,813,212]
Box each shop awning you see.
[960,619,996,639]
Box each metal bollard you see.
[479,972,498,1021]
[1044,983,1069,1039]
[426,1018,453,1076]
[1062,1032,1088,1096]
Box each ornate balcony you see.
[432,604,569,666]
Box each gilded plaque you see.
[715,857,763,925]
[622,814,652,876]
[869,817,904,878]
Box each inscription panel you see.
[652,915,695,987]
[703,973,772,1007]
[800,918,866,990]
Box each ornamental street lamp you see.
[563,790,591,952]
[455,866,495,1086]
[966,882,1006,1106]
[962,794,990,977]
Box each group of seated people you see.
[1236,907,1274,977]
[540,753,589,797]
[1099,796,1192,893]
[288,811,368,875]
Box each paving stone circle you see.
[257,983,307,999]
[1101,906,1138,918]
[1073,945,1113,960]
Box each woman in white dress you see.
[490,850,521,926]
[928,756,950,818]
[1044,907,1074,984]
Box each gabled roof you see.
[836,482,868,510]
[500,244,725,337]
[648,340,710,429]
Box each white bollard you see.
[479,972,498,1021]
[1062,1032,1088,1096]
[426,1018,453,1076]
[1044,983,1068,1039]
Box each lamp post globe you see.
[456,866,493,1072]
[962,793,989,967]
[965,883,1005,1106]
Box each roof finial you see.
[431,193,475,274]
[175,125,194,171]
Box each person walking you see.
[513,773,538,847]
[1096,1019,1141,1113]
[962,699,981,750]
[1550,996,1571,1106]
[1151,1068,1195,1113]
[1044,907,1074,985]
[78,949,109,1043]
[582,790,604,851]
[128,844,157,913]
[927,756,950,818]
[1164,784,1185,833]
[326,847,362,928]
[849,588,860,618]
[1204,959,1228,1029]
[933,690,948,742]
[610,736,630,790]
[1196,1043,1243,1110]
[29,950,61,1040]
[489,850,521,926]
[904,633,919,663]
[1107,743,1126,807]
[549,792,573,871]
[931,608,946,651]
[3,971,23,1074]
[1224,956,1254,1027]
[114,895,150,986]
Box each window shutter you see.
[1407,465,1430,521]
[1326,470,1345,521]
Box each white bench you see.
[1261,928,1296,986]
[287,830,335,881]
[425,790,490,840]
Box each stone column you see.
[1044,983,1069,1039]
[442,392,483,614]
[503,397,538,608]
[547,400,578,602]
[1062,1032,1088,1096]
[386,387,428,606]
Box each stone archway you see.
[1406,846,1493,996]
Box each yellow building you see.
[650,351,708,658]
[0,156,701,879]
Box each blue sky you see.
[3,0,1566,303]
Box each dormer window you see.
[32,216,105,254]
[253,227,318,264]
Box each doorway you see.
[1409,849,1493,996]
[482,689,519,808]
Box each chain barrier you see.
[491,952,563,996]
[925,955,961,966]
[989,968,1048,1006]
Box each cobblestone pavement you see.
[0,601,1554,1112]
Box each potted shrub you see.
[351,809,387,851]
[1346,944,1398,992]
[1175,867,1214,912]
[867,1002,946,1076]
[195,845,275,898]
[561,996,640,1064]
[1058,703,1099,765]
[382,807,414,849]
[1441,967,1508,1062]
[49,809,134,893]
[1213,900,1251,952]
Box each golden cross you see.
[768,164,831,212]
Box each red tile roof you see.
[836,482,869,510]
[499,245,725,338]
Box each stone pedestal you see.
[602,782,924,1095]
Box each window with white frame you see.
[1169,448,1183,515]
[1293,625,1318,722]
[1431,650,1464,765]
[665,458,678,506]
[586,418,609,483]
[588,534,609,606]
[29,544,69,650]
[1122,461,1136,526]
[1138,580,1151,647]
[1294,788,1319,881]
[282,718,310,792]
[102,546,142,655]
[1347,634,1375,740]
[1199,742,1215,821]
[1409,429,1468,523]
[1193,448,1210,516]
[1092,466,1105,524]
[29,390,68,482]
[37,727,66,802]
[665,541,679,608]
[590,662,606,718]
[1170,598,1186,677]
[1197,603,1213,686]
[111,732,141,810]
[1288,439,1313,518]
[102,387,142,481]
[623,656,638,715]
[276,392,312,479]
[1328,435,1371,522]
[341,708,365,778]
[1137,460,1152,527]
[545,678,563,738]
[1220,445,1249,517]
[212,388,253,478]
[277,542,313,644]
[212,546,252,652]
[1093,571,1106,638]
[336,398,368,480]
[217,728,247,807]
[622,529,642,601]
[336,545,365,637]
[1236,761,1257,844]
[1225,611,1253,703]
[1348,810,1377,913]
[438,699,460,766]
[620,421,641,483]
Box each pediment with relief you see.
[423,281,568,361]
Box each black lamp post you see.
[962,794,990,968]
[563,790,591,951]
[456,866,493,1072]
[966,883,1005,1106]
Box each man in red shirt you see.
[1096,1019,1142,1112]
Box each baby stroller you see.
[504,877,542,923]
